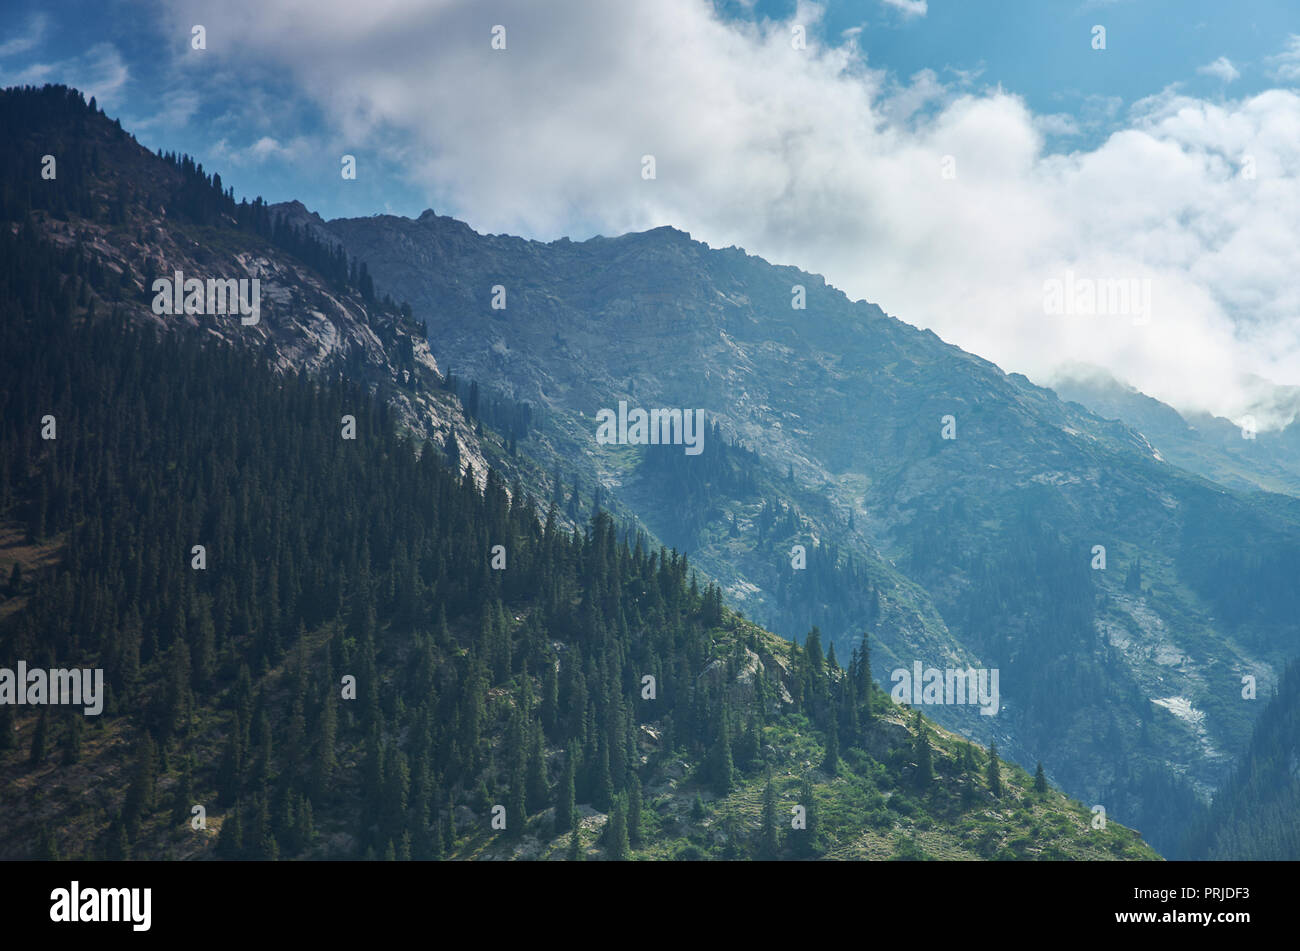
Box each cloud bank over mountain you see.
[156,0,1300,427]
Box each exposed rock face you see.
[12,109,502,492]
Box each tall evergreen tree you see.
[987,743,1003,798]
[605,794,629,860]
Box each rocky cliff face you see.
[6,95,506,490]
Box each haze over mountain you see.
[1051,366,1300,498]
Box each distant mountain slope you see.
[1183,657,1300,860]
[315,207,1300,859]
[1051,368,1300,498]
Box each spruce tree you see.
[605,795,629,860]
[627,773,643,847]
[821,718,839,775]
[987,743,1003,798]
[1034,761,1048,795]
[556,749,576,834]
[711,711,735,796]
[218,804,243,859]
[913,716,933,790]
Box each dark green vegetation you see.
[0,86,1159,861]
[1183,658,1300,860]
[0,223,1153,861]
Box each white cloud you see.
[0,13,47,58]
[1268,35,1300,82]
[210,134,310,166]
[881,0,928,17]
[0,41,128,108]
[155,0,1300,428]
[1034,112,1081,136]
[1197,56,1240,83]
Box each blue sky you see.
[3,1,1300,426]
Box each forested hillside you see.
[0,119,1155,858]
[1182,659,1300,860]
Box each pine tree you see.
[821,718,839,775]
[508,766,527,840]
[594,741,614,813]
[311,689,336,802]
[1034,761,1048,795]
[525,724,548,813]
[710,710,735,796]
[443,792,456,853]
[627,773,643,847]
[556,749,576,834]
[987,743,1002,798]
[605,795,629,860]
[217,714,244,805]
[297,798,315,853]
[857,633,874,721]
[122,733,158,830]
[218,804,243,858]
[913,714,933,789]
[172,757,194,824]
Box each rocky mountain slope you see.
[311,206,1300,858]
[1052,367,1300,498]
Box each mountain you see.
[1180,655,1300,860]
[0,84,1162,862]
[1051,367,1300,498]
[309,207,1300,858]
